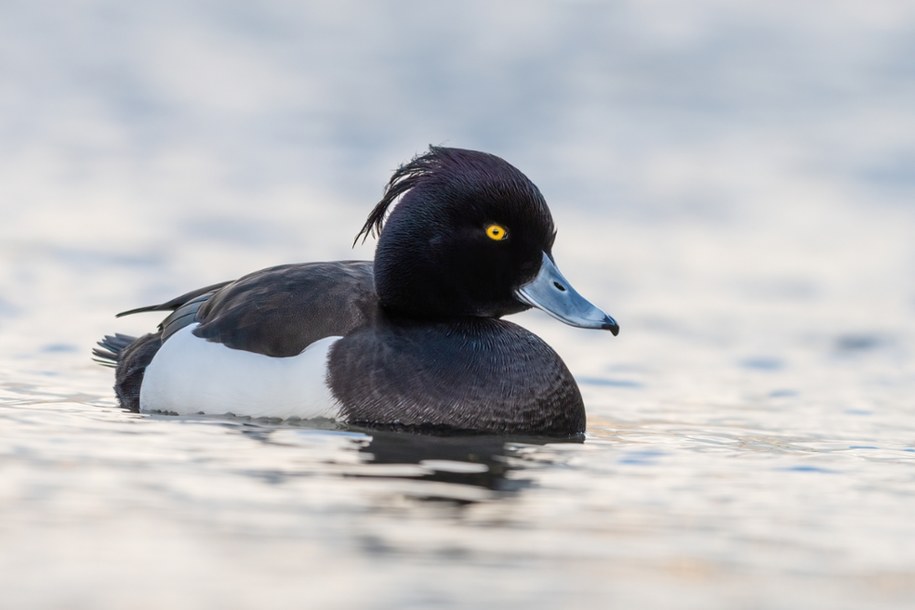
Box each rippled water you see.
[3,1,915,609]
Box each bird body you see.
[94,147,618,436]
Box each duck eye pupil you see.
[486,224,507,241]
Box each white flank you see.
[140,324,342,419]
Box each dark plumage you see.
[93,146,618,436]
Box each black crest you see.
[353,146,548,246]
[354,147,441,245]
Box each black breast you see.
[327,315,585,436]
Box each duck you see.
[93,146,619,436]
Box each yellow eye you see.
[485,223,508,241]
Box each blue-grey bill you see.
[514,252,620,335]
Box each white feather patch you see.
[140,324,341,419]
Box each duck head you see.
[356,146,619,335]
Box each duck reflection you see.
[345,428,581,502]
[227,416,581,504]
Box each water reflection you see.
[226,417,579,503]
[352,430,559,496]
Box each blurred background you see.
[1,1,914,609]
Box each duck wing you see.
[186,261,378,357]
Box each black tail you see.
[92,332,162,411]
[92,333,138,367]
